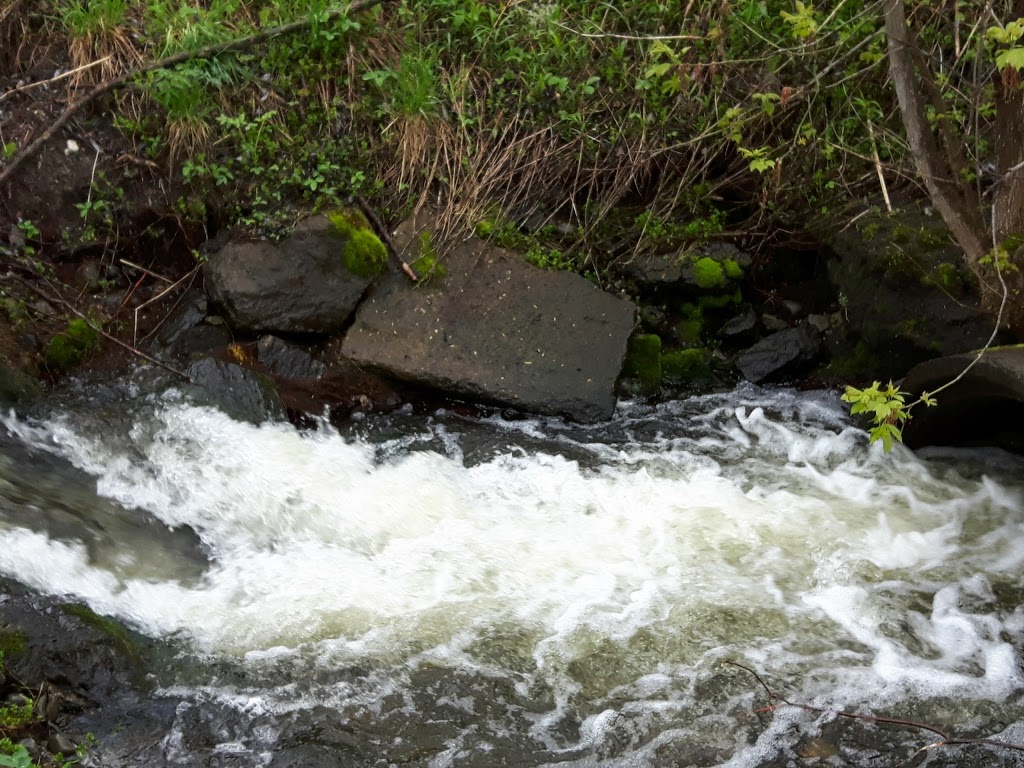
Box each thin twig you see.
[0,56,112,104]
[867,121,892,212]
[132,266,199,346]
[722,660,1024,755]
[119,258,174,284]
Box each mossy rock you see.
[61,604,137,657]
[723,258,743,279]
[410,231,448,283]
[0,361,42,404]
[343,229,388,278]
[622,334,662,394]
[673,302,705,345]
[326,208,388,279]
[698,289,742,311]
[0,629,27,659]
[326,208,372,236]
[662,348,712,383]
[693,256,725,290]
[45,318,99,371]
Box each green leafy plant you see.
[841,381,936,452]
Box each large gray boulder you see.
[205,215,377,334]
[341,234,636,422]
[901,347,1024,451]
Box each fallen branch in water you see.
[721,659,1024,760]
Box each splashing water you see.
[1,385,1023,766]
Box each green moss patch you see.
[698,289,742,311]
[0,629,27,659]
[410,231,448,282]
[622,334,662,394]
[343,229,388,278]
[723,258,743,279]
[693,256,725,290]
[326,208,388,278]
[662,348,712,383]
[327,208,372,236]
[62,604,137,656]
[45,318,99,371]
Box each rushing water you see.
[2,384,1024,766]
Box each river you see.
[1,383,1023,766]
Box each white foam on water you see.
[2,390,1023,765]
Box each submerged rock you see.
[205,213,383,334]
[342,221,636,422]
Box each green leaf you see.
[996,47,1024,70]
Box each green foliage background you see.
[42,0,1021,275]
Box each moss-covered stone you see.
[0,629,27,659]
[0,361,42,404]
[693,256,725,289]
[61,604,137,657]
[326,208,372,236]
[698,288,742,310]
[662,348,712,383]
[622,334,662,394]
[45,318,99,371]
[325,208,388,278]
[674,302,705,345]
[410,231,448,282]
[723,258,743,279]
[343,229,388,278]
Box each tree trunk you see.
[884,0,1024,337]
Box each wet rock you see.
[257,336,325,380]
[34,681,60,722]
[735,325,822,383]
[342,213,637,422]
[185,358,285,423]
[761,313,789,332]
[902,346,1024,452]
[807,312,842,333]
[47,731,76,756]
[718,308,757,341]
[205,214,379,334]
[156,295,207,346]
[822,201,1001,379]
[154,296,233,360]
[0,586,183,768]
[0,360,42,404]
